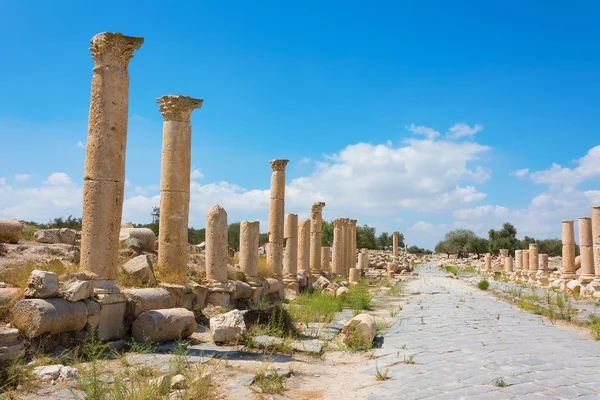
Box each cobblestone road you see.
[363,262,600,400]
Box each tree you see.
[435,240,451,258]
[228,222,241,250]
[444,229,476,258]
[259,233,269,247]
[465,236,489,258]
[356,224,377,249]
[537,238,562,257]
[187,227,205,245]
[488,222,520,255]
[321,220,333,247]
[408,245,432,255]
[377,232,391,250]
[520,235,536,249]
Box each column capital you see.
[90,32,144,68]
[333,218,343,227]
[310,202,326,217]
[269,159,289,171]
[157,95,203,122]
[349,219,357,227]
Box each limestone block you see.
[96,293,127,341]
[132,308,197,344]
[60,280,93,302]
[123,237,143,252]
[349,268,360,283]
[189,282,208,308]
[119,227,157,252]
[567,279,582,294]
[336,287,349,297]
[11,299,88,338]
[34,229,60,244]
[297,270,309,288]
[341,313,376,348]
[24,270,59,298]
[58,228,78,245]
[121,254,155,284]
[0,287,20,308]
[124,288,175,318]
[80,180,124,280]
[206,291,231,308]
[265,278,282,295]
[33,364,64,381]
[159,283,187,307]
[84,299,101,332]
[231,280,252,301]
[313,276,331,290]
[0,219,22,244]
[210,309,247,343]
[0,341,24,361]
[205,205,229,283]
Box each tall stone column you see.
[309,202,326,275]
[537,253,549,285]
[283,214,298,292]
[361,248,369,269]
[80,32,143,291]
[350,220,357,270]
[505,256,513,274]
[528,244,539,283]
[484,254,491,273]
[392,232,399,258]
[522,249,530,281]
[297,219,310,274]
[579,217,594,283]
[156,95,202,283]
[514,250,523,279]
[266,159,289,280]
[240,221,260,285]
[205,205,230,307]
[332,219,343,276]
[591,207,600,288]
[561,220,577,281]
[342,219,350,277]
[321,247,331,272]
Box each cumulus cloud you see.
[44,173,73,186]
[407,124,440,140]
[0,177,5,186]
[77,141,84,148]
[511,168,529,178]
[529,145,600,188]
[447,123,484,139]
[14,174,31,182]
[191,169,204,179]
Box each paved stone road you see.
[362,262,600,400]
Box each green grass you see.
[589,315,600,340]
[344,284,374,315]
[443,265,458,276]
[477,279,490,290]
[288,292,344,326]
[494,379,508,388]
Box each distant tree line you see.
[23,215,83,230]
[434,222,572,258]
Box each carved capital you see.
[90,32,144,68]
[310,202,326,218]
[269,159,289,172]
[333,218,343,228]
[349,219,357,227]
[156,95,203,122]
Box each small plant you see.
[75,329,110,400]
[253,360,287,394]
[376,320,392,333]
[375,362,390,381]
[389,306,402,317]
[589,314,600,340]
[497,313,500,320]
[402,354,415,364]
[494,379,508,387]
[477,279,490,290]
[344,284,374,314]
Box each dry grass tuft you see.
[257,256,271,279]
[154,264,187,285]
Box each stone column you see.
[342,219,351,277]
[528,244,539,283]
[205,205,230,307]
[392,232,399,258]
[156,95,202,283]
[266,159,289,280]
[350,219,357,272]
[522,249,530,281]
[80,32,143,291]
[591,207,600,288]
[484,254,491,272]
[297,219,310,274]
[505,256,513,274]
[283,214,298,292]
[514,250,523,279]
[332,219,343,276]
[321,247,331,272]
[240,221,260,285]
[349,268,360,286]
[561,220,577,281]
[309,202,326,275]
[357,253,367,271]
[499,249,508,272]
[361,248,369,269]
[579,217,594,283]
[537,254,549,285]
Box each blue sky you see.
[1,1,599,249]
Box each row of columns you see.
[332,218,358,277]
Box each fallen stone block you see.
[0,287,20,308]
[210,309,247,343]
[0,341,24,361]
[121,255,155,284]
[250,335,285,348]
[336,287,349,297]
[231,280,252,301]
[60,280,93,302]
[24,270,59,299]
[313,276,331,290]
[132,308,197,344]
[340,313,376,348]
[119,227,156,252]
[58,228,77,245]
[33,364,64,381]
[189,281,208,308]
[96,293,127,341]
[124,288,175,319]
[11,298,88,338]
[0,219,22,244]
[159,283,187,307]
[33,229,60,244]
[291,339,325,354]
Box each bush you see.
[477,279,490,290]
[344,285,374,314]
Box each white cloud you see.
[77,141,84,148]
[298,157,312,165]
[529,145,600,188]
[447,123,483,139]
[0,177,6,186]
[14,174,31,182]
[407,124,440,140]
[44,172,73,186]
[511,168,529,178]
[191,169,204,179]
[408,221,433,232]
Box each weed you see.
[344,284,374,314]
[288,292,343,326]
[443,266,458,276]
[0,347,37,393]
[74,330,110,400]
[589,314,600,340]
[494,379,508,388]
[402,354,415,364]
[253,360,286,394]
[477,279,490,290]
[389,306,402,318]
[376,320,392,334]
[375,362,390,381]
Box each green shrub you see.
[477,279,490,290]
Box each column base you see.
[536,271,549,286]
[206,282,232,308]
[578,274,595,284]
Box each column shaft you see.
[321,247,331,272]
[332,219,343,275]
[392,232,399,258]
[266,160,288,280]
[283,214,299,280]
[561,220,577,280]
[309,202,325,274]
[206,205,228,284]
[297,219,310,273]
[528,244,539,281]
[579,217,594,283]
[240,221,260,284]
